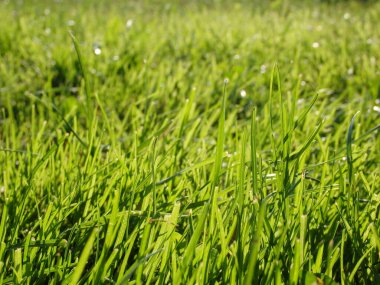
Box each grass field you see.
[0,0,380,284]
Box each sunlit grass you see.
[0,0,379,284]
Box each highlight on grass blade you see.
[69,30,93,123]
[69,228,98,285]
[244,200,267,285]
[346,111,360,185]
[211,79,227,189]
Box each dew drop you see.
[297,98,305,105]
[67,19,75,27]
[343,13,351,20]
[126,19,133,29]
[312,42,320,49]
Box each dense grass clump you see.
[0,0,379,284]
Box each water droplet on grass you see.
[67,19,75,26]
[297,98,305,105]
[126,19,133,29]
[240,90,247,97]
[312,42,320,48]
[260,65,266,74]
[93,43,102,55]
[343,13,351,20]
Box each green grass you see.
[0,0,380,284]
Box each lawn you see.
[0,0,379,284]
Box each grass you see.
[0,0,380,284]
